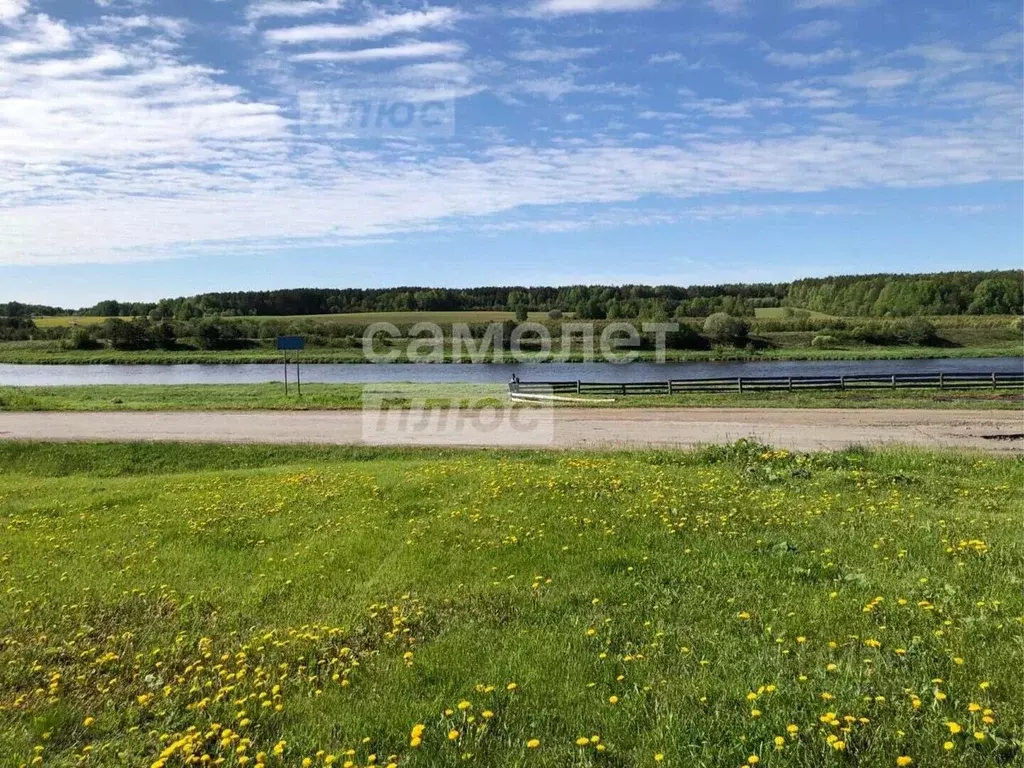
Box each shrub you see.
[1012,316,1023,333]
[99,318,158,351]
[0,316,35,341]
[637,324,708,351]
[811,335,839,349]
[65,326,100,350]
[896,318,938,346]
[196,320,224,350]
[847,318,937,347]
[703,313,749,345]
[547,309,563,320]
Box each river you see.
[1,358,1021,386]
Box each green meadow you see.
[0,442,1020,767]
[0,383,1022,412]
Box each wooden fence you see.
[509,371,1024,396]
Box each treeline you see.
[4,270,1022,321]
[0,302,73,317]
[8,314,975,354]
[124,285,787,322]
[785,272,1022,316]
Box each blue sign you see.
[276,336,305,351]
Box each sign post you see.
[276,336,305,396]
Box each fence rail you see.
[509,371,1024,397]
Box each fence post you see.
[576,381,581,394]
[788,377,793,391]
[841,376,846,391]
[891,374,896,389]
[939,373,944,390]
[668,380,674,395]
[992,372,997,390]
[738,377,743,394]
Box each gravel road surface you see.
[0,409,1021,452]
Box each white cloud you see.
[396,60,473,82]
[648,52,683,64]
[27,48,131,78]
[837,66,916,89]
[0,0,1019,268]
[939,204,1006,215]
[902,43,978,65]
[511,75,578,100]
[776,82,851,109]
[683,95,786,118]
[512,46,600,62]
[785,20,841,40]
[530,0,662,17]
[681,203,859,220]
[266,8,459,45]
[0,14,73,57]
[3,132,1019,265]
[765,47,852,68]
[0,10,289,207]
[87,14,187,38]
[793,0,865,8]
[291,41,464,62]
[706,0,746,15]
[0,0,27,22]
[246,0,345,22]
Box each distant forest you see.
[4,270,1022,320]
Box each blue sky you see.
[0,0,1021,306]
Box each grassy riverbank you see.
[0,344,1021,365]
[1,383,1021,411]
[0,441,1020,767]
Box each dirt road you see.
[0,408,1021,452]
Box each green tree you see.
[703,313,749,345]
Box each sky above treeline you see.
[1,0,1021,305]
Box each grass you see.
[754,308,837,321]
[0,384,1022,412]
[0,441,1021,768]
[32,316,117,328]
[1,344,1021,365]
[0,384,502,412]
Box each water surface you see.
[2,358,1021,387]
